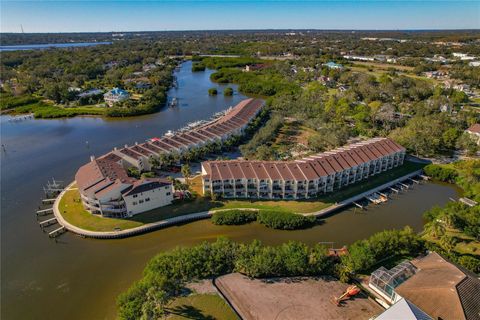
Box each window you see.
[133,195,138,198]
[166,192,171,196]
[139,200,144,204]
[145,198,150,202]
[132,201,137,205]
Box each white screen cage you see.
[369,261,417,302]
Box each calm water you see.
[1,61,459,320]
[0,42,112,52]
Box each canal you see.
[0,61,459,320]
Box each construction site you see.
[214,273,383,320]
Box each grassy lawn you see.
[424,228,480,256]
[166,294,238,320]
[59,187,143,231]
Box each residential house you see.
[104,88,129,106]
[369,252,480,320]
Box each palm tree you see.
[149,156,161,170]
[181,164,191,185]
[440,211,457,229]
[439,234,456,253]
[425,220,445,239]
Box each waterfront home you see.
[324,61,343,69]
[201,137,406,200]
[369,252,480,320]
[104,88,129,106]
[466,123,480,145]
[75,154,173,218]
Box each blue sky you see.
[1,1,479,33]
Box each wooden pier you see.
[389,186,399,193]
[408,178,420,184]
[49,226,66,238]
[39,217,58,228]
[36,208,53,216]
[42,198,56,204]
[352,202,364,209]
[399,182,409,189]
[459,197,478,207]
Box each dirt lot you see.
[216,273,383,320]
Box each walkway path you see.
[53,169,423,239]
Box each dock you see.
[352,202,364,209]
[42,198,56,204]
[39,217,58,228]
[399,182,409,189]
[389,186,399,193]
[49,226,66,238]
[459,197,478,207]
[36,208,53,216]
[307,169,423,218]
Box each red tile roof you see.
[467,123,480,134]
[202,138,405,181]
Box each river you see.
[0,61,459,320]
[0,42,112,52]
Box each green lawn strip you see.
[166,294,238,320]
[12,101,106,118]
[59,189,142,231]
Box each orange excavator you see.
[332,285,361,306]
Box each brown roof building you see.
[201,137,406,199]
[395,252,480,320]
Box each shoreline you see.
[54,169,425,240]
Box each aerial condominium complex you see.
[75,98,264,217]
[201,138,406,200]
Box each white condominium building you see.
[201,138,406,200]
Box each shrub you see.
[257,210,316,230]
[208,88,218,96]
[224,87,234,96]
[424,164,458,183]
[0,94,40,110]
[340,227,424,274]
[211,210,257,225]
[191,62,206,72]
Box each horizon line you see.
[2,28,480,34]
